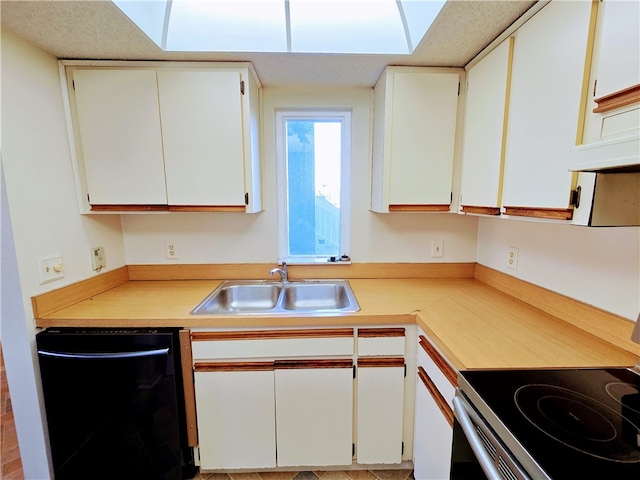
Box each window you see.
[275,111,351,263]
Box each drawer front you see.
[191,329,354,360]
[417,333,456,409]
[357,328,405,356]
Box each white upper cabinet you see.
[459,38,514,216]
[157,70,245,207]
[572,0,640,172]
[72,69,168,206]
[501,0,594,220]
[64,62,262,213]
[371,67,462,213]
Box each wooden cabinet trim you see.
[503,206,573,221]
[357,357,405,368]
[357,328,405,338]
[89,204,169,212]
[389,204,451,212]
[274,359,353,370]
[168,205,246,212]
[191,328,354,341]
[194,361,275,372]
[593,83,640,113]
[419,335,457,387]
[460,206,501,216]
[417,366,454,428]
[179,330,198,446]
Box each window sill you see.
[279,258,351,266]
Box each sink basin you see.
[282,283,350,310]
[191,279,360,315]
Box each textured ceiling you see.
[1,0,537,87]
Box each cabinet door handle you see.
[38,348,169,360]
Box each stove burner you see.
[606,382,640,416]
[515,384,640,463]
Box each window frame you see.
[275,109,352,264]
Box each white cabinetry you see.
[459,38,514,216]
[190,329,354,470]
[371,67,462,213]
[356,328,406,465]
[571,0,640,172]
[413,331,456,480]
[275,361,353,466]
[501,0,594,220]
[194,365,276,470]
[64,61,262,213]
[72,69,167,206]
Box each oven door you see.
[451,389,530,480]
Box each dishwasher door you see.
[36,328,195,480]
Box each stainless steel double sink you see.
[190,279,360,315]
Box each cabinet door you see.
[502,0,594,218]
[413,368,453,480]
[72,69,167,205]
[275,360,353,467]
[460,38,514,215]
[356,359,405,464]
[592,0,640,99]
[194,365,276,469]
[157,70,246,206]
[389,71,460,208]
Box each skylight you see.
[112,0,446,54]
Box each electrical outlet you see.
[91,247,106,271]
[507,247,519,271]
[166,241,178,260]
[431,240,444,258]
[37,254,64,284]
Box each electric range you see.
[455,367,640,479]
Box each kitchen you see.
[1,1,639,479]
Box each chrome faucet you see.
[269,261,288,283]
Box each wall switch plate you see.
[37,254,64,284]
[431,240,444,258]
[91,247,106,271]
[507,247,519,270]
[166,241,178,260]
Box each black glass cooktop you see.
[461,368,640,479]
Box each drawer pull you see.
[418,335,456,387]
[417,366,454,428]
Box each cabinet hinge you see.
[87,193,90,204]
[404,364,407,377]
[244,192,249,205]
[240,80,245,95]
[570,186,582,208]
[458,82,460,96]
[352,443,356,457]
[353,365,356,379]
[402,442,405,455]
[72,79,75,90]
[593,79,598,97]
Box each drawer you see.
[191,328,354,360]
[357,328,405,356]
[417,333,456,409]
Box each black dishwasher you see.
[36,328,196,480]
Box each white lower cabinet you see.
[190,327,413,471]
[275,361,354,466]
[194,365,276,469]
[356,359,405,464]
[413,332,456,480]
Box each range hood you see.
[569,133,639,172]
[573,171,640,227]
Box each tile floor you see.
[191,470,414,480]
[1,344,25,480]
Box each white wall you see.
[123,86,479,264]
[0,29,127,477]
[476,216,640,320]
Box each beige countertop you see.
[34,266,639,371]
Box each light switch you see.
[37,254,64,284]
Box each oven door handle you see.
[453,396,503,480]
[38,347,170,360]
